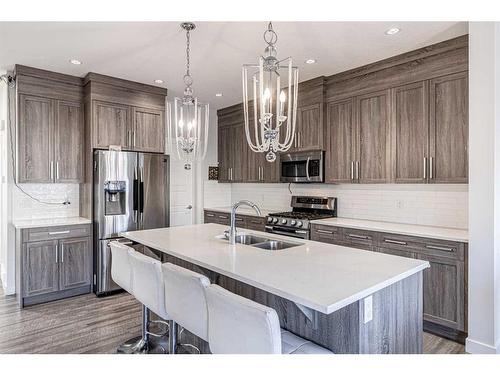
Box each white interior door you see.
[169,158,195,227]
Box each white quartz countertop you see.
[204,206,275,217]
[123,223,429,314]
[311,218,468,243]
[12,217,91,229]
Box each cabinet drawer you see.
[25,225,91,243]
[341,228,378,250]
[310,224,342,244]
[376,246,416,259]
[379,233,464,260]
[242,215,266,232]
[204,210,231,225]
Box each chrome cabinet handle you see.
[429,157,434,179]
[218,215,228,219]
[306,157,311,181]
[48,230,70,235]
[347,233,370,240]
[298,132,301,148]
[133,131,137,148]
[423,157,427,180]
[50,161,54,181]
[127,130,131,147]
[425,244,454,252]
[56,161,59,180]
[55,244,58,263]
[294,133,297,148]
[384,239,408,246]
[351,161,354,180]
[356,161,360,180]
[206,213,215,217]
[316,229,334,235]
[61,244,64,263]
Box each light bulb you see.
[263,88,271,99]
[279,90,286,103]
[179,119,184,128]
[187,121,194,130]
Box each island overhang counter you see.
[122,223,429,354]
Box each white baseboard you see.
[466,338,499,354]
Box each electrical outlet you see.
[363,295,373,324]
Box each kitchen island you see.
[123,223,429,354]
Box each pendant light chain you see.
[183,26,193,91]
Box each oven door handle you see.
[306,157,311,181]
[265,226,308,239]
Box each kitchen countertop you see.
[204,206,275,217]
[12,216,92,229]
[311,217,468,243]
[123,223,429,314]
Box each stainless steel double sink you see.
[226,233,302,251]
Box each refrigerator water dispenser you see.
[104,181,127,215]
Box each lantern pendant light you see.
[242,22,299,162]
[166,22,209,170]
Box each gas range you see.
[265,196,337,239]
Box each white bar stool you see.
[162,262,210,354]
[205,284,333,354]
[110,241,144,354]
[128,250,171,353]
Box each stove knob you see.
[281,219,287,225]
[267,217,273,223]
[296,221,303,227]
[290,220,297,226]
[272,218,279,224]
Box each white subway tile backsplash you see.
[229,183,468,229]
[13,184,79,220]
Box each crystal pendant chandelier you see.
[242,22,299,162]
[166,22,209,170]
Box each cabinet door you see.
[325,98,355,183]
[18,94,53,183]
[22,240,59,297]
[418,253,465,331]
[393,82,429,183]
[355,90,391,183]
[294,104,323,151]
[93,101,130,149]
[230,124,246,182]
[429,72,468,183]
[59,237,92,290]
[133,107,165,153]
[260,152,279,182]
[54,100,83,183]
[218,126,231,182]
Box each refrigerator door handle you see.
[139,165,144,228]
[133,164,139,223]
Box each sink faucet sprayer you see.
[228,200,262,245]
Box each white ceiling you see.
[0,22,467,109]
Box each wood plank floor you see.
[0,283,465,354]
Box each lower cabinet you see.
[311,223,467,343]
[204,210,266,232]
[16,224,92,307]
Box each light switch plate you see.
[364,295,373,323]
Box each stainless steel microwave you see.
[280,150,324,183]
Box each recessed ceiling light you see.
[385,27,401,35]
[154,79,164,84]
[305,59,316,64]
[69,59,82,65]
[215,93,223,97]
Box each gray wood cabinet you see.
[204,210,266,232]
[429,72,468,183]
[18,94,83,183]
[54,100,84,182]
[392,81,429,183]
[22,240,59,297]
[355,89,391,183]
[18,94,53,183]
[16,224,92,307]
[310,223,467,343]
[132,107,165,153]
[217,124,246,182]
[290,103,323,151]
[325,98,355,183]
[59,237,92,291]
[93,101,130,149]
[217,126,231,182]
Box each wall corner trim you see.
[465,337,499,354]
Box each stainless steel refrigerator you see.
[93,150,169,295]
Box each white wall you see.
[467,22,500,354]
[0,70,9,290]
[231,183,468,228]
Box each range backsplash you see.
[229,183,468,229]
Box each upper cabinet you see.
[84,73,167,154]
[16,66,84,184]
[429,72,468,183]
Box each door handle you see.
[356,161,360,180]
[48,230,70,235]
[384,239,408,246]
[55,244,58,264]
[347,233,370,240]
[56,161,59,180]
[429,157,434,179]
[298,132,301,148]
[351,161,354,180]
[61,244,64,263]
[186,205,193,210]
[425,244,454,252]
[316,229,334,235]
[50,161,54,181]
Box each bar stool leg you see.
[169,321,178,354]
[117,305,148,354]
